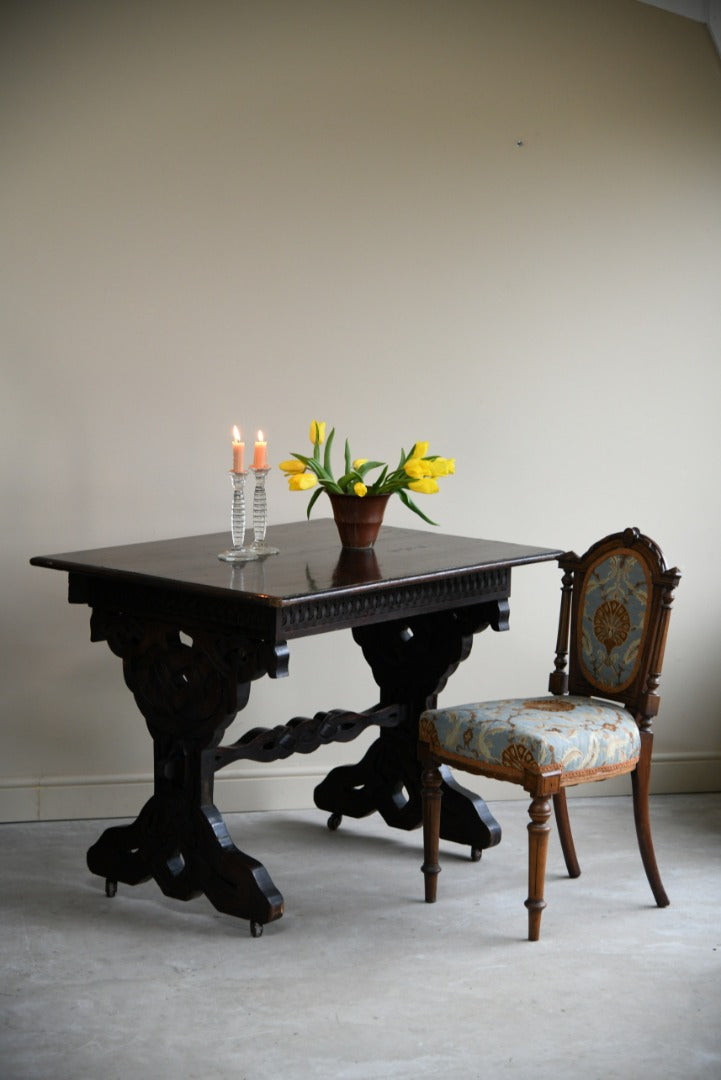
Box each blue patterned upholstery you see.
[418,531,680,940]
[579,551,649,694]
[419,695,640,782]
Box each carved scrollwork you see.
[86,789,285,924]
[314,603,505,847]
[89,608,279,745]
[84,606,289,925]
[280,569,510,634]
[352,602,500,707]
[214,703,403,769]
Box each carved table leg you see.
[87,610,285,931]
[87,744,283,927]
[314,604,505,851]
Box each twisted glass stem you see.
[218,471,257,562]
[252,468,269,544]
[230,472,247,549]
[249,467,279,555]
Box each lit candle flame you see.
[233,425,241,442]
[257,429,264,442]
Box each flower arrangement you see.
[279,420,455,526]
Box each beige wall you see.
[2,0,720,820]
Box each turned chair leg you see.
[632,732,669,907]
[553,789,581,879]
[525,795,552,941]
[421,762,443,903]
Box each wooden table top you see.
[31,519,562,606]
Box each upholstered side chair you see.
[418,527,681,941]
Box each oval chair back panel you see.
[563,531,674,720]
[578,549,650,695]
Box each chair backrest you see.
[548,528,681,727]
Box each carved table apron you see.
[31,521,561,934]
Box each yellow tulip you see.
[429,457,455,477]
[278,459,306,474]
[409,440,429,460]
[309,420,326,445]
[288,473,318,491]
[408,477,439,495]
[352,458,367,469]
[404,458,432,479]
[353,481,367,497]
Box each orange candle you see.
[232,426,245,472]
[253,430,268,469]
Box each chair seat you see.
[419,695,641,782]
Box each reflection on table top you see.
[31,519,563,606]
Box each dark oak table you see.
[31,520,561,935]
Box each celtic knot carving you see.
[90,609,271,745]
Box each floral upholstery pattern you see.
[579,551,649,693]
[419,696,640,781]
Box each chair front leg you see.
[525,794,552,941]
[420,760,443,903]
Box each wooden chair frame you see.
[419,527,681,940]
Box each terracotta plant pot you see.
[327,493,390,549]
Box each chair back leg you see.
[632,731,669,907]
[553,790,581,879]
[525,795,552,941]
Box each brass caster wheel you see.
[105,879,118,897]
[250,921,264,938]
[470,848,482,863]
[327,812,343,832]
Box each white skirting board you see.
[0,753,719,823]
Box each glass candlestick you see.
[249,466,279,555]
[218,471,258,562]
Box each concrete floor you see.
[1,792,719,1080]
